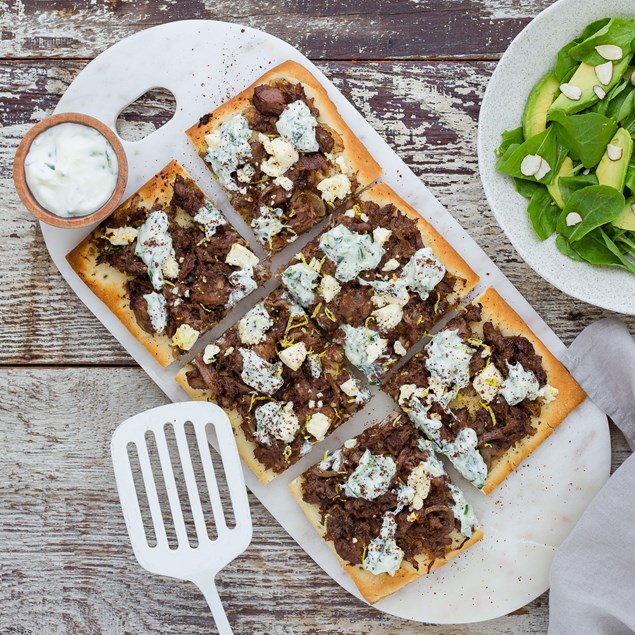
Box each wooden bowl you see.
[13,112,128,228]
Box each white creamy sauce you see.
[399,385,443,444]
[24,122,118,218]
[281,262,319,307]
[339,324,388,379]
[238,303,273,345]
[318,225,385,282]
[424,329,474,404]
[143,292,167,334]
[443,427,488,490]
[193,200,226,239]
[448,483,478,538]
[300,439,314,456]
[239,348,283,395]
[400,248,446,301]
[319,449,343,472]
[254,401,299,446]
[276,100,319,152]
[307,353,322,378]
[205,115,253,192]
[252,206,285,245]
[363,512,404,576]
[344,450,396,500]
[135,211,176,291]
[227,270,257,307]
[498,361,540,405]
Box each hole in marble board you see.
[116,87,176,142]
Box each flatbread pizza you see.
[175,288,370,482]
[385,288,586,493]
[289,412,483,604]
[279,183,479,383]
[186,60,382,253]
[67,160,268,367]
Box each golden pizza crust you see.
[473,288,587,494]
[185,59,382,188]
[288,478,483,604]
[359,183,480,296]
[175,366,279,484]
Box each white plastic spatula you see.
[111,402,252,635]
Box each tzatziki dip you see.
[24,122,118,217]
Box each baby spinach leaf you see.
[557,185,625,240]
[528,187,559,240]
[550,111,618,168]
[558,228,635,274]
[514,178,542,199]
[556,235,587,262]
[557,173,599,205]
[569,18,635,65]
[592,81,629,116]
[495,127,524,157]
[607,85,635,122]
[555,42,581,82]
[496,127,563,184]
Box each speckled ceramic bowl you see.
[478,0,635,315]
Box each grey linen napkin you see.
[548,318,635,635]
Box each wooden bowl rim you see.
[13,112,128,229]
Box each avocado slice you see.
[549,57,632,116]
[597,128,633,191]
[612,196,635,230]
[522,72,560,139]
[546,156,574,208]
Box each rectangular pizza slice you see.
[185,60,381,253]
[279,183,479,383]
[67,160,268,367]
[289,412,483,604]
[175,288,371,483]
[384,288,586,494]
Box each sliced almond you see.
[594,61,613,86]
[593,85,607,100]
[582,168,591,175]
[595,44,623,61]
[534,158,551,181]
[607,144,623,161]
[566,212,583,226]
[560,83,582,101]
[520,154,542,177]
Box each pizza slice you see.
[67,160,268,367]
[175,288,371,482]
[279,183,479,383]
[384,288,586,494]
[186,60,381,253]
[289,412,483,604]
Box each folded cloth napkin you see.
[548,318,635,635]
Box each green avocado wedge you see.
[522,72,560,139]
[596,127,634,191]
[547,156,574,209]
[612,196,635,230]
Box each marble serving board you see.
[41,20,610,624]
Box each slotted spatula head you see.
[111,402,252,634]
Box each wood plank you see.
[2,59,634,365]
[0,0,554,61]
[2,366,627,634]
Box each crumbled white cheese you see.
[344,209,355,218]
[236,164,255,184]
[171,324,199,351]
[239,348,284,395]
[238,303,273,345]
[281,262,319,307]
[104,226,138,245]
[259,133,299,178]
[278,341,308,371]
[307,353,322,378]
[317,173,351,203]
[394,340,407,356]
[344,450,396,500]
[193,200,227,239]
[254,401,299,445]
[373,227,392,245]
[343,438,358,449]
[382,258,400,272]
[319,224,384,282]
[162,253,179,279]
[274,175,294,191]
[320,275,341,303]
[143,292,167,334]
[202,344,221,364]
[225,243,259,275]
[472,363,503,403]
[363,512,404,576]
[371,303,403,331]
[306,412,330,441]
[405,462,432,511]
[319,449,343,471]
[205,115,253,192]
[276,100,319,152]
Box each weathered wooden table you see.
[1,1,633,633]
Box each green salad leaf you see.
[569,18,635,65]
[528,187,560,240]
[557,173,599,205]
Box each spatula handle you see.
[192,575,233,635]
